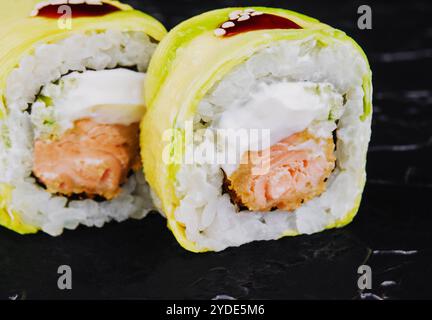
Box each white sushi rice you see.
[0,30,157,235]
[175,37,372,251]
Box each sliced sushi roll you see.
[142,7,372,252]
[0,0,166,235]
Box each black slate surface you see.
[1,0,432,300]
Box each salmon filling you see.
[225,130,336,212]
[33,119,141,200]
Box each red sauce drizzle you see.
[36,3,120,19]
[222,14,302,37]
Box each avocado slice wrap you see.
[0,0,167,234]
[141,7,372,252]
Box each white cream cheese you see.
[213,81,343,175]
[34,68,146,135]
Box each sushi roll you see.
[142,7,372,252]
[0,0,166,235]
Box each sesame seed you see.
[35,2,49,10]
[222,21,235,29]
[230,10,243,16]
[214,28,226,36]
[251,11,264,16]
[244,8,255,13]
[237,14,250,21]
[85,0,103,4]
[49,0,67,4]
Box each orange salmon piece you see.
[226,130,336,212]
[33,119,141,200]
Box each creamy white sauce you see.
[40,68,146,132]
[213,81,342,175]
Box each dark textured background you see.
[1,0,432,300]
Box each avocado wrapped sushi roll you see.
[141,7,372,252]
[0,0,166,235]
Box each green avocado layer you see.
[141,7,372,252]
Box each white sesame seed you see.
[251,11,264,16]
[214,28,226,36]
[222,21,235,29]
[49,0,67,5]
[244,8,255,13]
[237,14,250,22]
[35,2,49,10]
[29,9,39,16]
[230,10,243,16]
[229,13,240,20]
[85,0,103,5]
